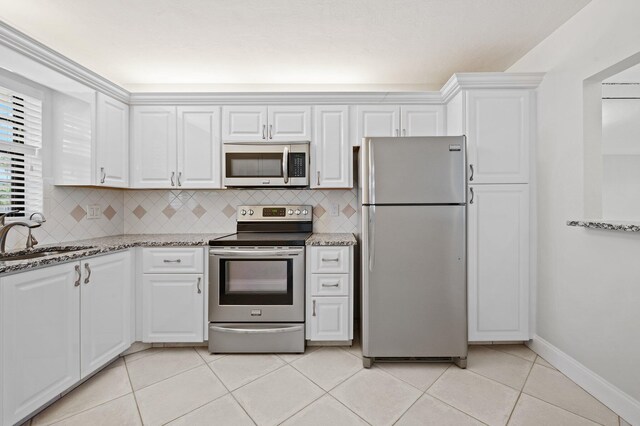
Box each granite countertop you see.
[567,220,640,232]
[0,233,232,275]
[305,233,357,246]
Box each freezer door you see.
[361,136,466,205]
[361,205,467,358]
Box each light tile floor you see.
[26,341,628,426]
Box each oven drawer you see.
[310,246,349,273]
[143,248,204,274]
[208,323,305,353]
[310,274,349,296]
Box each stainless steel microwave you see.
[222,141,310,187]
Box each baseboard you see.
[527,335,640,425]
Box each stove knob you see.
[302,209,309,215]
[240,209,247,216]
[248,209,254,216]
[295,209,301,215]
[288,209,294,215]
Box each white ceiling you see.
[0,0,590,92]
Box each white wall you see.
[509,0,640,408]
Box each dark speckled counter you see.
[0,233,232,275]
[567,220,640,232]
[305,233,357,246]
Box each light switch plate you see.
[329,202,340,217]
[86,204,101,219]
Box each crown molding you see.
[0,20,129,103]
[440,72,545,103]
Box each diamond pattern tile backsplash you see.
[123,188,359,234]
[5,185,359,250]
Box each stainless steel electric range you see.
[208,205,312,353]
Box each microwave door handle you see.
[282,146,289,184]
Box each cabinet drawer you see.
[142,248,204,273]
[310,274,349,296]
[310,246,349,273]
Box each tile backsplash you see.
[6,185,359,250]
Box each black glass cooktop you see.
[209,232,312,247]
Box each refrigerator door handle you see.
[369,143,376,204]
[369,205,376,271]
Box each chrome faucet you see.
[0,221,42,254]
[0,210,21,226]
[30,212,46,223]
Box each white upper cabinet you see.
[80,251,132,378]
[467,184,529,341]
[222,106,267,141]
[464,90,531,184]
[222,106,310,142]
[355,105,400,145]
[177,106,221,188]
[131,106,178,188]
[312,105,351,188]
[96,93,129,187]
[131,106,222,189]
[400,105,445,137]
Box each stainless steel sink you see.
[0,247,94,262]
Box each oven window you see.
[226,153,283,178]
[220,259,293,305]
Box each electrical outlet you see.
[86,204,101,220]
[329,202,340,217]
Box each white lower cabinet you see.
[306,245,354,342]
[467,184,530,341]
[141,247,205,343]
[0,251,132,426]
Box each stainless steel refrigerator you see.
[360,136,467,369]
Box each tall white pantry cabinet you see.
[445,77,538,342]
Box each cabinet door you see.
[355,105,400,146]
[131,106,177,188]
[468,184,529,341]
[401,105,444,136]
[142,274,204,342]
[312,105,351,188]
[1,263,80,426]
[177,106,221,188]
[96,93,129,188]
[466,90,531,183]
[267,106,311,141]
[308,297,349,341]
[222,106,268,141]
[80,252,131,378]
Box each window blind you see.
[0,85,43,218]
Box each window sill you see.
[567,220,640,232]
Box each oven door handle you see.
[209,248,302,257]
[210,325,304,334]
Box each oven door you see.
[209,247,305,322]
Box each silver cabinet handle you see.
[163,259,182,263]
[317,171,321,186]
[322,257,340,262]
[469,164,474,182]
[177,172,182,187]
[402,129,406,137]
[84,263,91,284]
[470,187,475,204]
[262,124,266,140]
[269,124,273,139]
[100,167,106,184]
[170,171,175,186]
[74,264,81,287]
[197,277,202,294]
[312,300,316,316]
[282,146,289,184]
[322,282,340,288]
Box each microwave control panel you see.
[289,153,306,177]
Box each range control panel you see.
[237,205,313,221]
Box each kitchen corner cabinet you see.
[467,184,529,341]
[96,92,129,187]
[0,251,132,426]
[306,246,354,342]
[131,106,221,189]
[222,106,311,142]
[354,105,444,146]
[312,105,352,188]
[141,247,204,342]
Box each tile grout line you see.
[520,393,608,426]
[123,356,145,425]
[127,348,207,392]
[483,344,538,363]
[320,393,373,426]
[505,356,536,425]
